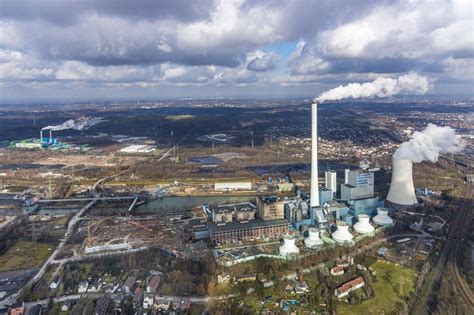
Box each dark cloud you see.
[0,0,214,25]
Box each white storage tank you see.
[353,214,375,234]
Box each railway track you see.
[448,185,474,306]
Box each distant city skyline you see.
[0,0,473,101]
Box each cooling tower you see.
[387,157,418,205]
[310,101,320,207]
[372,207,393,226]
[279,234,300,256]
[332,222,353,243]
[304,227,324,248]
[353,214,375,234]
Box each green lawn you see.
[0,240,53,272]
[338,260,416,315]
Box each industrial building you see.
[212,202,256,224]
[256,196,285,220]
[209,219,289,243]
[332,221,354,244]
[279,234,300,256]
[304,227,324,249]
[214,182,252,191]
[340,170,374,201]
[325,170,337,197]
[120,144,156,153]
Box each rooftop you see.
[210,219,289,232]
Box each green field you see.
[0,240,53,272]
[338,260,416,315]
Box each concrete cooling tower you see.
[279,235,300,256]
[372,207,393,226]
[387,157,418,205]
[353,214,375,234]
[304,227,324,249]
[332,222,353,243]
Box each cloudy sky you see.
[0,0,473,101]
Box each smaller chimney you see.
[344,169,350,184]
[40,130,43,143]
[49,130,53,143]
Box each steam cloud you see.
[42,117,104,131]
[314,72,431,103]
[394,124,465,163]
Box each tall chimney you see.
[387,157,417,205]
[310,101,320,207]
[344,169,350,184]
[40,130,43,143]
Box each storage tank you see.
[279,234,300,256]
[353,214,375,234]
[332,221,353,243]
[372,207,394,226]
[387,157,418,205]
[304,227,324,248]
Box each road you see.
[23,292,238,309]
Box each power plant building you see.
[256,196,285,221]
[209,219,289,244]
[325,170,337,197]
[340,170,374,201]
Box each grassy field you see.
[0,240,53,272]
[338,260,416,315]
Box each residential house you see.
[146,275,161,294]
[334,277,365,298]
[330,266,345,276]
[123,276,136,294]
[78,281,89,293]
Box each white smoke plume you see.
[314,72,432,103]
[394,123,465,163]
[42,117,104,131]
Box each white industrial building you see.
[325,170,337,197]
[304,227,324,249]
[279,234,300,256]
[387,157,418,205]
[353,214,375,234]
[120,144,156,153]
[372,207,394,226]
[214,182,252,191]
[332,222,354,243]
[340,170,374,201]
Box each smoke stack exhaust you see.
[387,157,417,205]
[311,101,320,207]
